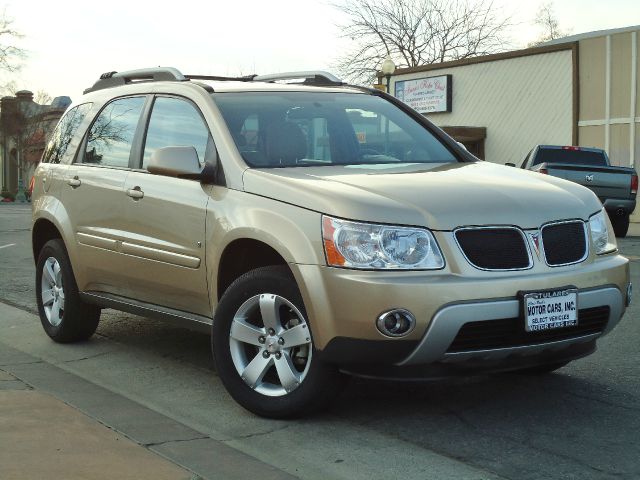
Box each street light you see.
[381,56,396,94]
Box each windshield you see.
[533,148,608,166]
[213,92,457,168]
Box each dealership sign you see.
[394,74,452,114]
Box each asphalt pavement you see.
[0,202,638,480]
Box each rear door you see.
[119,95,213,316]
[62,95,147,295]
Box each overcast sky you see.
[3,0,640,100]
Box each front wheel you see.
[212,266,346,418]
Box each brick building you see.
[0,91,71,199]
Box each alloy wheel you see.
[229,293,313,396]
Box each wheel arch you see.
[216,237,293,302]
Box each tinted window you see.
[142,97,211,169]
[42,103,92,164]
[533,148,608,166]
[213,92,457,168]
[84,96,145,167]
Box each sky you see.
[2,0,640,101]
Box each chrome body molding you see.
[397,286,624,366]
[80,291,212,333]
[77,230,201,269]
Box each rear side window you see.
[533,148,608,166]
[142,96,212,169]
[84,96,146,168]
[42,103,92,164]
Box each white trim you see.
[578,117,640,127]
[605,35,611,153]
[631,31,637,167]
[0,244,16,250]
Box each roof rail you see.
[83,67,187,94]
[252,71,344,85]
[185,74,257,82]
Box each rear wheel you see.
[610,212,629,238]
[212,266,346,418]
[36,239,101,342]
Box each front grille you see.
[455,228,530,270]
[542,221,587,266]
[447,306,609,353]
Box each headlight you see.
[589,209,617,255]
[322,216,445,269]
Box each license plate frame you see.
[521,287,578,332]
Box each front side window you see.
[213,92,457,168]
[42,103,92,164]
[84,96,146,168]
[142,97,212,169]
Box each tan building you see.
[386,25,640,233]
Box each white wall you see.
[390,50,574,165]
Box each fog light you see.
[376,309,416,337]
[627,283,632,307]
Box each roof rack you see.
[252,71,344,85]
[83,67,345,94]
[185,74,257,82]
[83,67,187,94]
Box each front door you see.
[119,95,213,316]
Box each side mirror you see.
[147,146,204,179]
[505,162,516,167]
[456,141,468,151]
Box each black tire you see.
[610,213,630,238]
[36,239,100,343]
[511,361,569,375]
[212,265,347,418]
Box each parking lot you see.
[1,202,638,480]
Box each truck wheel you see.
[212,266,346,418]
[610,213,630,238]
[36,239,101,343]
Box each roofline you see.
[385,42,576,78]
[542,24,640,46]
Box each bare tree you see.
[333,0,511,84]
[0,7,24,72]
[530,1,571,46]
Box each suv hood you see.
[242,162,603,230]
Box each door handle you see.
[67,176,81,188]
[126,186,144,199]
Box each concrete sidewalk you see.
[0,370,193,480]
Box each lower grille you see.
[542,221,588,266]
[455,228,531,270]
[447,306,609,353]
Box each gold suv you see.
[31,68,630,418]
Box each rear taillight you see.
[562,146,580,151]
[631,174,638,195]
[539,168,548,175]
[28,176,35,193]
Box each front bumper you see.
[293,251,629,351]
[398,285,623,365]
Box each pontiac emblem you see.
[585,174,594,182]
[528,231,542,258]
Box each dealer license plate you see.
[523,288,578,332]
